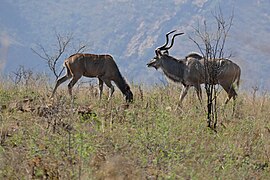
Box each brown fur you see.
[51,53,133,102]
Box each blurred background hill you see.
[0,0,270,90]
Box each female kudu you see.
[51,53,133,102]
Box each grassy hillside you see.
[0,78,269,179]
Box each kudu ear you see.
[164,50,169,55]
[155,49,162,58]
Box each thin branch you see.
[76,45,86,53]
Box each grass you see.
[0,79,269,179]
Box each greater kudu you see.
[51,53,133,102]
[147,31,241,104]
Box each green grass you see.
[0,81,269,179]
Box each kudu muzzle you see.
[147,59,158,70]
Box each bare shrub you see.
[9,65,49,90]
[31,32,87,80]
[189,8,234,129]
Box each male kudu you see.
[147,31,241,104]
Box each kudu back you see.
[51,53,133,102]
[147,31,241,104]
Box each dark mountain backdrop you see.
[0,0,270,90]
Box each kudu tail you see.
[63,60,72,78]
[236,66,241,88]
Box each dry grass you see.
[0,80,269,179]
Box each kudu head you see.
[124,85,133,103]
[147,30,184,69]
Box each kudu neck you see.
[160,55,186,83]
[113,73,130,95]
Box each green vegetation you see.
[0,79,269,179]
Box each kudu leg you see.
[98,78,104,100]
[225,92,237,104]
[103,80,115,100]
[51,75,70,98]
[179,85,190,104]
[222,84,237,104]
[67,76,81,98]
[194,85,203,104]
